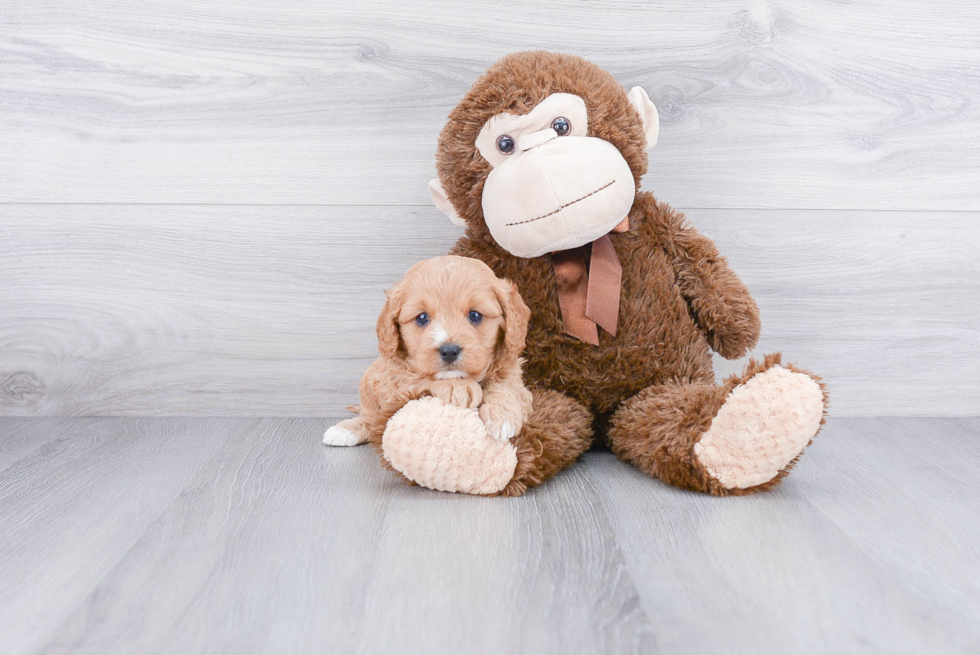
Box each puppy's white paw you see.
[491,421,517,442]
[479,402,520,442]
[323,425,366,447]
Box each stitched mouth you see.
[505,180,616,227]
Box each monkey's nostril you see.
[438,343,462,363]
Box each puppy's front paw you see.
[479,401,522,442]
[430,379,483,409]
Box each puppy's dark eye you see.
[551,117,571,136]
[468,310,483,324]
[496,135,515,154]
[415,313,429,327]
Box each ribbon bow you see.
[551,217,629,346]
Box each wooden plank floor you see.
[1,418,978,654]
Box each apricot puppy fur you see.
[323,255,533,448]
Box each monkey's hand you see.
[428,379,483,409]
[668,222,761,359]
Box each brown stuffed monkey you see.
[390,51,827,497]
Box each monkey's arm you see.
[660,215,761,360]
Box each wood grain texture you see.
[38,418,403,655]
[27,418,656,655]
[0,417,77,473]
[0,417,245,655]
[353,466,655,655]
[584,441,980,654]
[0,204,458,416]
[1,417,978,654]
[2,0,979,208]
[705,210,980,414]
[2,205,977,417]
[796,417,980,621]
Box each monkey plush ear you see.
[428,179,467,227]
[627,87,659,149]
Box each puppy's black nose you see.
[439,343,462,364]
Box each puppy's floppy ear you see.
[493,277,531,361]
[376,288,403,359]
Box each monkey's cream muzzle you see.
[428,88,660,345]
[481,132,635,259]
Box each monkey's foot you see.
[382,397,517,495]
[694,365,824,490]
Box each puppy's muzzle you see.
[438,343,462,364]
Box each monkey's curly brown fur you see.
[498,388,593,497]
[437,52,649,244]
[439,51,826,495]
[609,353,828,496]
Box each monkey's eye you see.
[468,310,483,325]
[415,313,430,327]
[551,116,571,136]
[496,135,515,154]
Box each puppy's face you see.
[377,256,529,382]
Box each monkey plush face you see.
[430,51,660,259]
[474,93,636,257]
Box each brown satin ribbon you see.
[552,217,629,346]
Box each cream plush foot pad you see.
[694,365,824,489]
[382,397,518,495]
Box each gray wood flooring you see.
[1,417,978,655]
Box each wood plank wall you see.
[2,0,978,416]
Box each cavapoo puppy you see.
[323,255,533,449]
